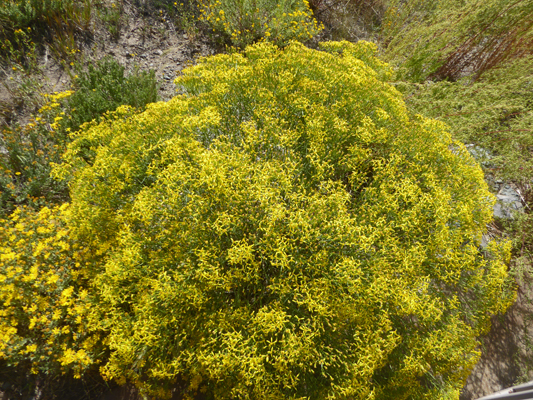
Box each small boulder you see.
[494,184,523,219]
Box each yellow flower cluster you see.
[39,90,74,114]
[0,205,100,378]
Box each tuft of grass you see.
[97,1,124,40]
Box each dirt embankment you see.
[461,282,533,400]
[1,1,217,126]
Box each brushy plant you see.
[0,0,92,32]
[394,54,533,248]
[126,0,200,41]
[382,0,533,384]
[309,0,386,41]
[0,27,46,123]
[198,0,322,47]
[64,57,159,133]
[55,41,514,399]
[0,90,75,216]
[396,54,533,383]
[166,0,201,38]
[396,56,533,183]
[0,26,39,73]
[0,56,159,216]
[381,0,533,82]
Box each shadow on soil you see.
[461,284,533,400]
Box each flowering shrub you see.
[55,41,513,399]
[198,0,322,47]
[0,204,103,393]
[0,90,75,215]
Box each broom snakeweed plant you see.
[50,40,514,399]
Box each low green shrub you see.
[198,0,322,47]
[55,41,514,399]
[64,57,159,133]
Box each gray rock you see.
[485,174,501,193]
[466,144,494,167]
[493,184,523,219]
[480,233,490,249]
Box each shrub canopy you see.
[55,41,513,399]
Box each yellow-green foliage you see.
[0,57,159,216]
[381,0,533,82]
[0,26,38,73]
[0,204,101,379]
[394,54,533,295]
[198,0,322,47]
[0,0,93,62]
[54,41,513,399]
[396,56,533,183]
